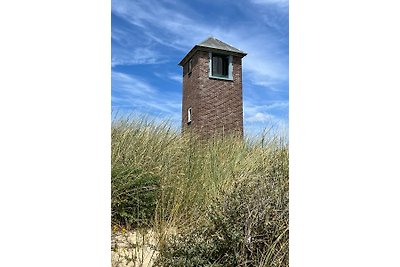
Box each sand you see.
[111,229,158,267]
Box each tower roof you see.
[178,37,247,66]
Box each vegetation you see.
[111,116,288,266]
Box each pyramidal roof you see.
[197,37,246,54]
[179,37,247,66]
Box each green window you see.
[188,58,192,74]
[212,54,229,77]
[209,52,232,80]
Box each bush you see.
[155,148,289,267]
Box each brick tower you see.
[179,37,247,138]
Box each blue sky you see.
[111,0,288,137]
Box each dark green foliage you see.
[111,166,160,227]
[155,155,289,267]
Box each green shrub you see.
[155,147,289,267]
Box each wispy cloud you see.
[168,74,182,83]
[112,71,156,95]
[243,99,288,133]
[250,0,288,8]
[153,72,183,83]
[241,43,288,89]
[244,101,287,118]
[111,0,207,51]
[248,112,275,122]
[112,71,181,122]
[111,47,167,67]
[245,101,289,111]
[111,21,169,67]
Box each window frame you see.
[208,52,233,81]
[187,107,192,124]
[188,58,193,75]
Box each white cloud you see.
[243,99,288,135]
[112,71,157,96]
[250,0,288,7]
[244,113,288,138]
[168,74,182,83]
[112,71,181,119]
[111,0,207,51]
[223,35,288,90]
[244,100,288,111]
[153,72,182,83]
[111,47,166,67]
[248,112,275,122]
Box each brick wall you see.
[182,50,243,138]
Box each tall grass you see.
[111,116,288,266]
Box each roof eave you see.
[178,45,198,66]
[178,45,247,66]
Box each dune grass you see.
[111,116,288,266]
